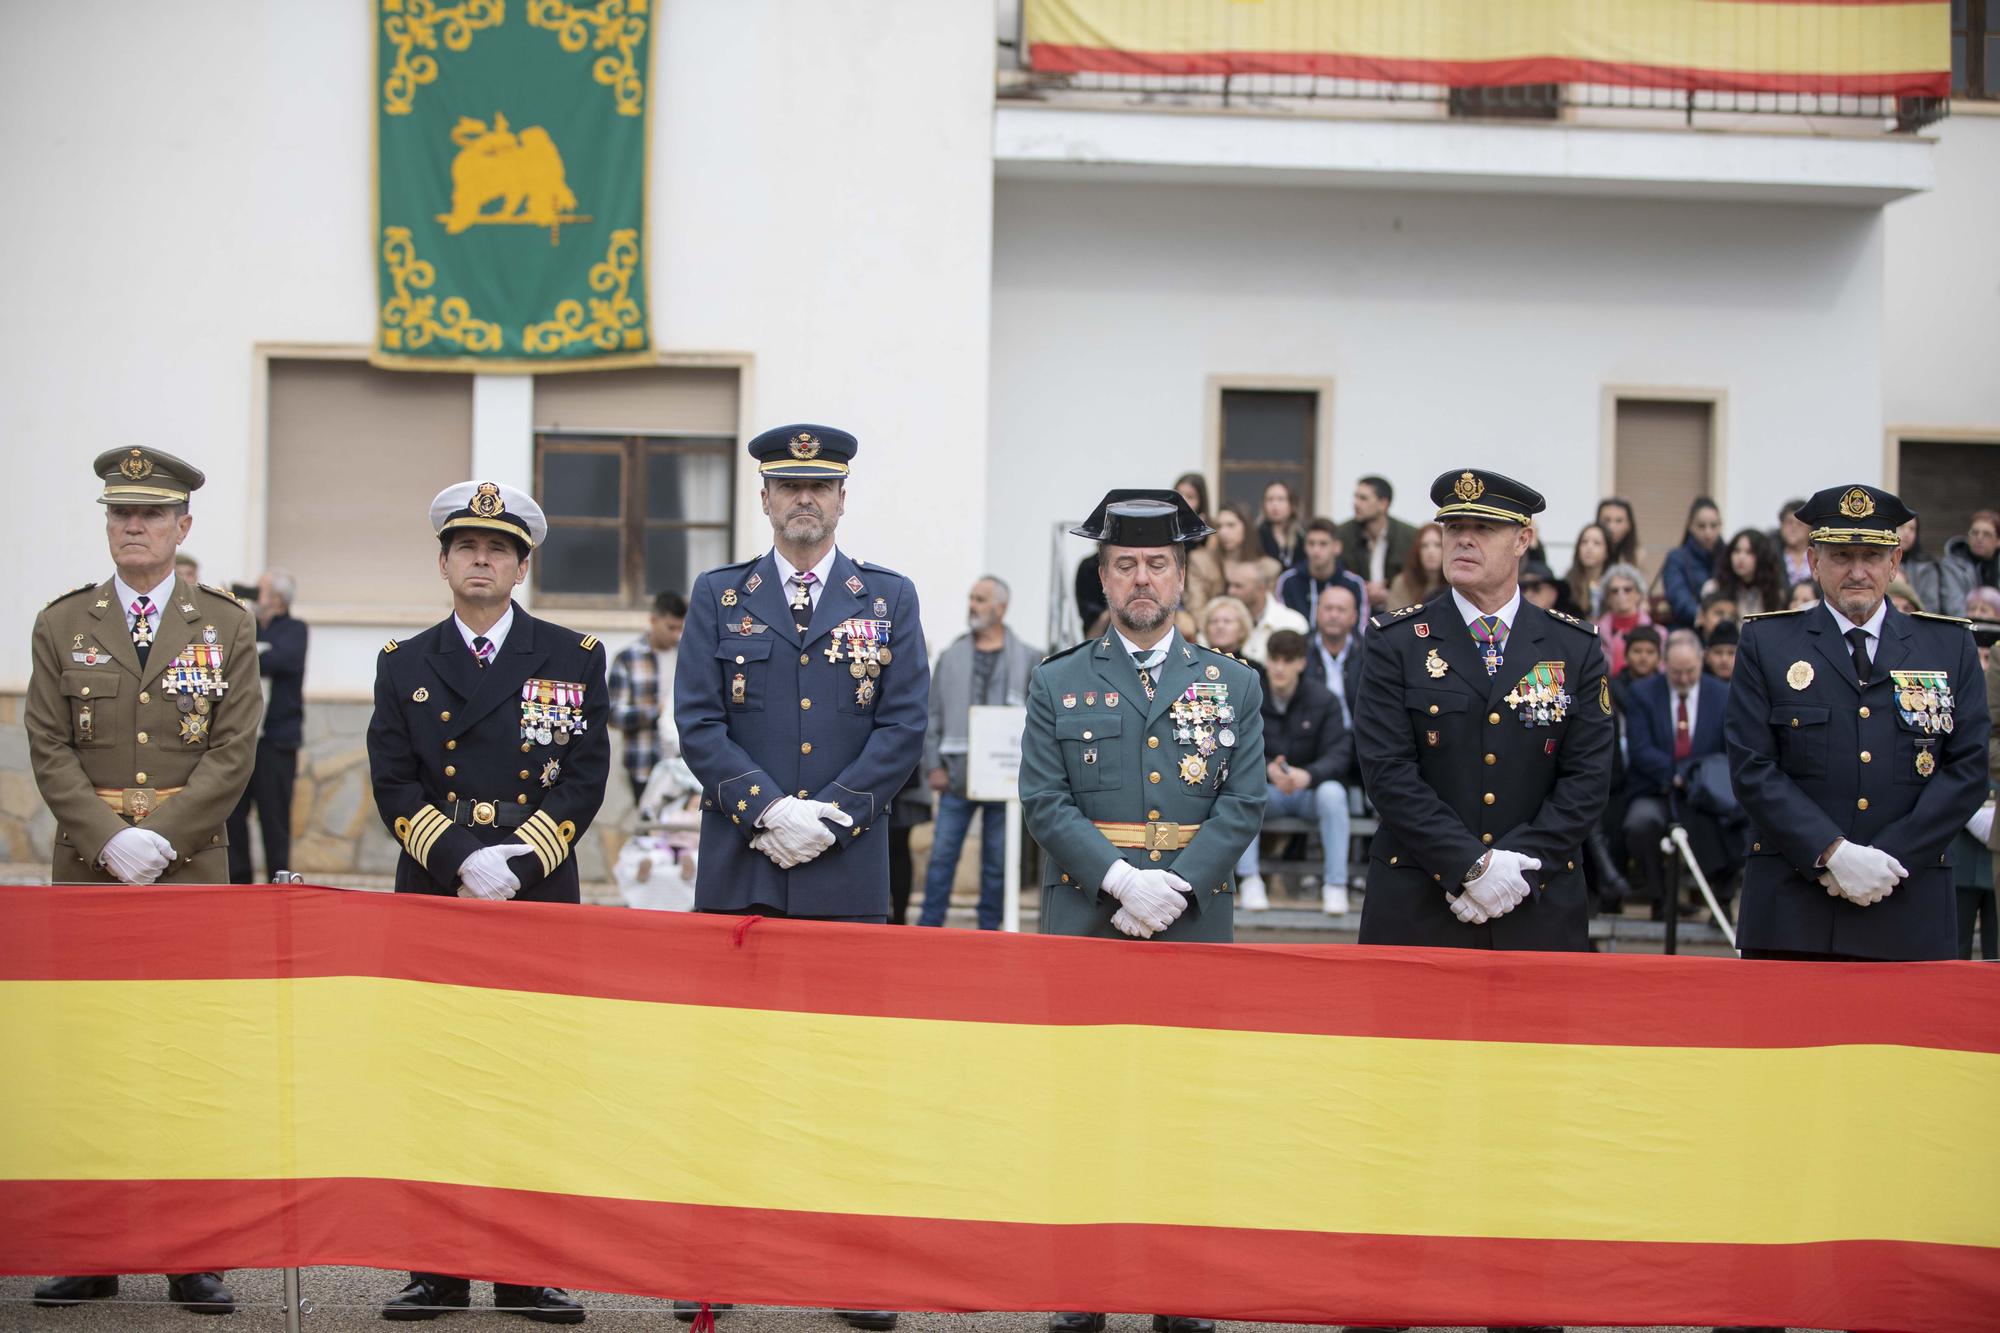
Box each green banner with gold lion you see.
[373,0,652,372]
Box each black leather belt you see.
[446,799,534,829]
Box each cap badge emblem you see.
[119,449,154,480]
[789,432,821,460]
[721,588,738,607]
[1839,487,1875,520]
[1453,471,1484,502]
[413,687,429,702]
[469,482,505,517]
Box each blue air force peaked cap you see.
[751,424,856,480]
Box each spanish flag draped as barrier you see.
[2,884,1997,1329]
[1022,0,1952,98]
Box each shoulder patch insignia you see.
[1742,607,1808,622]
[1600,677,1612,715]
[1041,638,1094,665]
[45,581,99,608]
[1369,604,1425,631]
[199,581,247,607]
[382,638,400,654]
[1910,611,1973,627]
[1545,608,1599,636]
[580,634,599,651]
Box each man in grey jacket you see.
[917,576,1041,928]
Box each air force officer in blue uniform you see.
[676,425,928,925]
[1725,484,1989,961]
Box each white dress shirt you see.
[772,546,837,613]
[453,603,515,656]
[111,570,178,632]
[1824,597,1889,669]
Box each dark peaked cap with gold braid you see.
[1794,483,1912,548]
[1430,468,1546,526]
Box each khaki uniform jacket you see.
[26,576,261,883]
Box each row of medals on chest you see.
[74,628,226,744]
[1170,683,1235,785]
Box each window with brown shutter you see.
[1611,398,1716,585]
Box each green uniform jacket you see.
[1020,631,1266,942]
[26,576,262,883]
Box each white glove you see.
[1968,805,1995,845]
[1822,840,1907,907]
[754,796,853,867]
[100,827,175,885]
[1101,860,1189,933]
[1109,906,1155,939]
[1446,891,1489,925]
[457,842,536,901]
[1460,850,1541,920]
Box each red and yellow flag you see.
[1023,0,1952,98]
[2,884,1997,1329]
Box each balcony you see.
[994,0,1949,206]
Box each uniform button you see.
[1790,718,1799,729]
[135,771,147,784]
[1859,706,1870,718]
[137,731,148,744]
[446,791,457,801]
[1483,792,1495,805]
[1481,833,1493,845]
[732,814,741,824]
[1433,873,1442,882]
[1149,771,1161,784]
[1488,712,1500,725]
[80,686,90,697]
[1566,860,1576,871]
[441,711,451,722]
[736,655,745,665]
[1484,753,1496,765]
[519,770,530,779]
[1148,736,1160,749]
[445,765,456,777]
[1857,798,1869,811]
[1061,873,1070,883]
[139,691,149,704]
[1148,809,1161,820]
[798,789,809,798]
[800,698,812,710]
[446,739,457,750]
[1149,850,1162,862]
[1753,842,1761,852]
[799,654,810,666]
[517,795,527,805]
[1429,705,1439,716]
[801,742,812,754]
[1082,731,1093,741]
[1860,751,1872,763]
[1389,856,1398,865]
[211,834,220,845]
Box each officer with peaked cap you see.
[1724,483,1989,962]
[1355,469,1614,967]
[366,479,606,1323]
[25,448,259,1314]
[672,424,926,1331]
[1019,489,1263,1333]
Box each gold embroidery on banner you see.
[382,0,506,116]
[380,227,503,352]
[522,228,644,352]
[437,113,591,245]
[526,0,649,116]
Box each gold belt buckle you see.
[1145,821,1181,851]
[124,787,159,821]
[471,801,498,827]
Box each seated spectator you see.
[1609,622,1661,714]
[1519,559,1559,611]
[1074,553,1108,640]
[1336,475,1419,611]
[1279,518,1369,627]
[1306,582,1364,745]
[1226,558,1308,663]
[1775,498,1812,587]
[1562,522,1611,619]
[1660,496,1723,626]
[1231,630,1352,916]
[1789,579,1820,610]
[1201,595,1256,663]
[1695,590,1736,643]
[1596,562,1652,674]
[1258,480,1306,570]
[1623,629,1738,919]
[1704,527,1786,618]
[1966,586,2000,623]
[1942,509,2000,616]
[1887,579,1924,615]
[1177,472,1220,615]
[1212,501,1280,590]
[1597,496,1643,569]
[1897,516,1941,615]
[1384,521,1445,610]
[1703,619,1738,681]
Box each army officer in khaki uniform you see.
[23,447,259,1314]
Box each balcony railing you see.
[1002,0,1953,128]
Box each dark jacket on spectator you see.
[1941,535,1998,617]
[1626,672,1727,800]
[1278,562,1370,627]
[1334,516,1420,590]
[1264,672,1351,788]
[1304,633,1365,783]
[257,613,309,748]
[1258,519,1306,571]
[1660,535,1718,627]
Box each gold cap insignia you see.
[1453,471,1484,502]
[1839,487,1875,520]
[118,449,154,480]
[469,482,505,518]
[789,432,821,460]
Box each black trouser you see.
[226,741,298,883]
[1958,886,1997,960]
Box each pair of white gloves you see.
[99,827,177,885]
[1447,850,1542,925]
[1101,859,1191,938]
[750,795,853,869]
[457,843,537,900]
[1819,840,1907,908]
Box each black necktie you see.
[1846,627,1872,685]
[472,635,493,669]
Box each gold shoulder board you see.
[199,582,247,607]
[45,581,99,608]
[382,638,400,654]
[580,634,600,651]
[1910,611,1973,626]
[1742,607,1807,622]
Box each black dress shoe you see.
[1152,1319,1216,1333]
[494,1285,585,1324]
[382,1277,472,1320]
[836,1312,897,1330]
[1048,1316,1105,1333]
[32,1275,118,1307]
[673,1302,735,1322]
[168,1273,237,1315]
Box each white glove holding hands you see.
[457,842,536,900]
[1458,849,1540,921]
[753,795,852,868]
[1821,840,1906,907]
[1968,804,1994,845]
[1101,860,1190,934]
[100,826,175,885]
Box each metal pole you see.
[1670,826,1738,949]
[1660,830,1682,956]
[282,1267,302,1333]
[1002,799,1023,933]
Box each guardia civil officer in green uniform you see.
[25,448,259,1315]
[1355,469,1614,965]
[1725,484,1989,964]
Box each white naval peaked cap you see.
[429,480,547,549]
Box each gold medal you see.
[1179,752,1207,785]
[1426,648,1448,679]
[1787,661,1813,691]
[877,647,892,665]
[1916,749,1936,777]
[850,663,865,679]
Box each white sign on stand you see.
[966,705,1029,932]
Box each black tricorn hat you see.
[1069,489,1214,547]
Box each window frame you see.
[1204,375,1335,526]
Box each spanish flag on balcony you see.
[2,884,1997,1329]
[1023,0,1952,98]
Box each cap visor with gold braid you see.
[1430,469,1545,526]
[750,423,856,479]
[94,447,205,505]
[430,481,547,549]
[1799,484,1907,547]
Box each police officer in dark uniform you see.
[1725,484,1989,963]
[1355,469,1615,958]
[673,425,926,1331]
[367,480,608,1324]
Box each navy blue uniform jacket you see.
[368,606,610,903]
[675,549,928,916]
[1724,603,1989,960]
